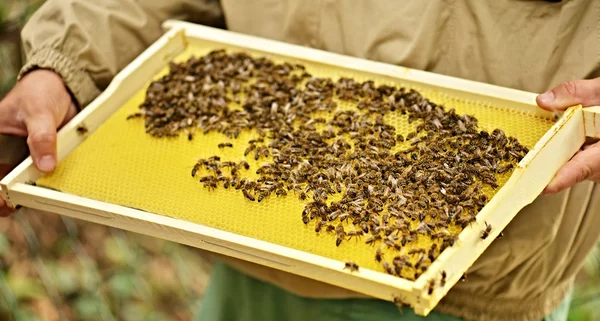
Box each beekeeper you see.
[1,1,599,321]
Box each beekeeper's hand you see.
[0,69,77,216]
[537,77,600,194]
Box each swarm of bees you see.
[132,49,527,285]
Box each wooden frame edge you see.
[7,182,419,301]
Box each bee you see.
[396,134,405,142]
[360,221,369,234]
[456,213,476,227]
[242,189,255,201]
[365,235,382,245]
[428,244,438,262]
[392,255,410,269]
[221,161,237,168]
[408,248,426,255]
[191,163,202,177]
[315,220,327,233]
[401,235,415,247]
[492,128,506,142]
[496,163,514,174]
[427,279,435,295]
[336,236,344,247]
[313,189,328,203]
[248,138,264,144]
[258,192,268,202]
[375,248,384,262]
[235,178,248,190]
[334,181,343,193]
[187,130,194,141]
[344,261,359,272]
[414,254,426,270]
[384,238,397,249]
[302,213,310,224]
[382,214,390,225]
[327,211,341,221]
[369,216,381,226]
[245,144,256,156]
[298,191,308,201]
[347,230,363,240]
[218,142,233,148]
[275,188,287,197]
[126,112,142,120]
[239,160,250,170]
[481,222,492,240]
[338,213,351,222]
[76,124,89,135]
[382,261,395,275]
[326,224,336,234]
[440,271,447,287]
[393,295,408,309]
[200,178,218,191]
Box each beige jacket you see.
[18,1,600,321]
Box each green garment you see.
[196,263,573,321]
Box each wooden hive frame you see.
[2,20,599,315]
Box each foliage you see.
[0,211,211,321]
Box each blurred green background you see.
[0,1,599,321]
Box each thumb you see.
[536,78,600,111]
[543,141,600,194]
[25,115,58,173]
[0,164,14,216]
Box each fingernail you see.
[38,155,55,172]
[538,91,555,105]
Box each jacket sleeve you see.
[19,0,224,108]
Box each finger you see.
[0,164,16,216]
[25,115,57,173]
[543,142,600,194]
[0,205,14,217]
[536,78,600,111]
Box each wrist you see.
[18,47,100,108]
[21,69,73,109]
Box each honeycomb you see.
[37,41,555,276]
